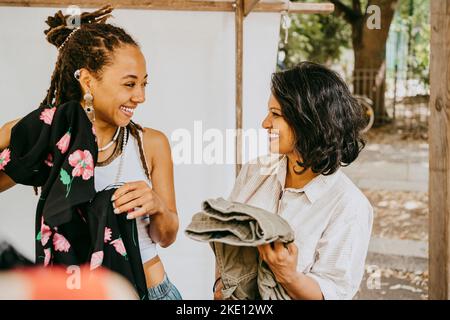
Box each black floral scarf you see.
[0,101,148,299]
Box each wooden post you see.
[429,0,450,300]
[235,0,244,176]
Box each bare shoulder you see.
[142,127,170,150]
[141,128,172,163]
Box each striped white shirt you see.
[228,155,373,300]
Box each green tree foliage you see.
[396,0,430,85]
[281,0,429,86]
[280,10,351,67]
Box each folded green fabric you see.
[185,197,294,300]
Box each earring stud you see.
[74,69,81,80]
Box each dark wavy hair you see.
[271,61,366,175]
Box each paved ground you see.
[343,131,429,300]
[342,142,428,192]
[355,266,428,300]
[363,190,428,241]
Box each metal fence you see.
[386,70,429,134]
[349,67,429,134]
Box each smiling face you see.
[262,94,296,156]
[79,44,148,128]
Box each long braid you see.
[127,121,151,179]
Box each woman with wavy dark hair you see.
[215,61,373,300]
[0,5,180,300]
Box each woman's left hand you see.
[111,181,166,219]
[257,241,299,284]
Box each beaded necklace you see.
[114,126,128,183]
[98,126,120,152]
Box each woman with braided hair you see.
[0,5,181,300]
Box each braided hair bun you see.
[44,5,114,49]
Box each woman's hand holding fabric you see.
[257,241,299,284]
[111,181,167,219]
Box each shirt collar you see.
[276,155,288,188]
[276,155,341,204]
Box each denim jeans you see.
[147,274,182,300]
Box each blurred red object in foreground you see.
[0,265,138,300]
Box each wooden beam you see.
[0,0,335,14]
[429,0,450,300]
[235,0,243,176]
[0,0,234,11]
[244,0,260,17]
[254,1,334,14]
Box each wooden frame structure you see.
[0,0,334,175]
[0,1,334,14]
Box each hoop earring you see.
[84,91,96,122]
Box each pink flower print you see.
[53,232,71,252]
[56,131,71,154]
[44,153,54,167]
[90,251,104,270]
[0,148,11,171]
[39,107,56,125]
[104,227,112,243]
[110,238,127,257]
[40,217,52,246]
[60,145,93,195]
[44,248,51,267]
[68,150,94,180]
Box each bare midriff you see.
[143,255,165,288]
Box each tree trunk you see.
[352,0,397,126]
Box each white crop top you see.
[94,130,157,263]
